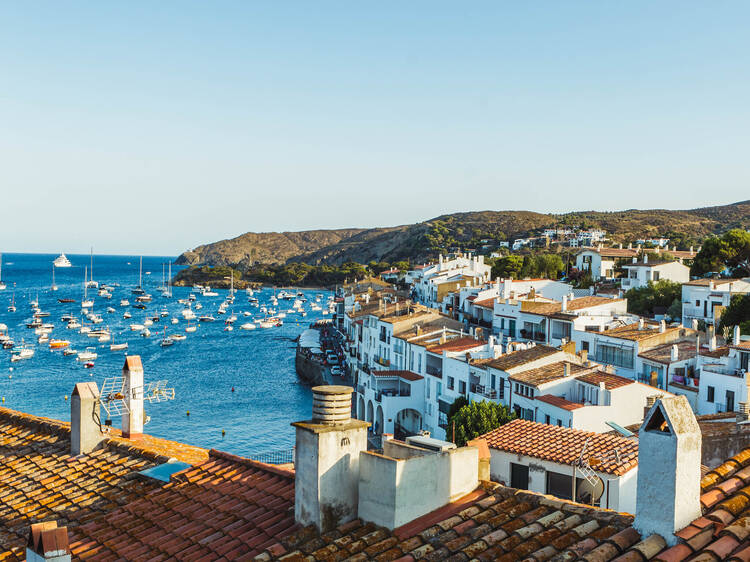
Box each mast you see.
[90,247,93,283]
[139,257,143,288]
[84,267,88,300]
[168,261,172,297]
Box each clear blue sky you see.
[2,2,749,255]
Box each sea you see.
[0,253,327,457]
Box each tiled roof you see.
[638,340,699,364]
[484,345,560,372]
[578,247,639,258]
[601,323,682,342]
[254,482,658,561]
[473,297,496,309]
[371,370,424,381]
[535,394,584,411]
[481,419,639,476]
[577,370,635,390]
[509,361,590,387]
[733,341,750,350]
[0,407,208,561]
[623,259,682,268]
[657,446,750,561]
[521,296,623,317]
[699,345,731,358]
[683,278,742,287]
[427,336,486,353]
[68,449,297,561]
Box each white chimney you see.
[122,356,144,440]
[644,254,648,264]
[709,334,717,352]
[628,243,633,249]
[561,295,568,312]
[734,325,742,346]
[670,345,679,362]
[70,382,104,456]
[691,319,698,330]
[638,318,645,330]
[632,257,637,264]
[501,280,511,300]
[659,320,666,333]
[635,396,701,546]
[563,363,570,377]
[293,386,368,532]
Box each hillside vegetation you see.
[176,200,750,268]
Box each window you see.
[459,381,466,395]
[498,377,505,399]
[552,321,572,340]
[545,414,550,424]
[727,390,735,412]
[707,386,715,403]
[557,419,562,426]
[546,471,573,500]
[510,463,529,489]
[595,343,634,369]
[695,299,700,307]
[447,377,454,390]
[582,341,590,352]
[629,270,638,279]
[653,271,660,281]
[741,352,749,372]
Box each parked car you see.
[330,366,342,376]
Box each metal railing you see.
[470,383,498,399]
[376,388,411,402]
[702,365,747,378]
[426,365,442,377]
[249,447,295,465]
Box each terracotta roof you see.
[577,371,635,390]
[623,259,682,268]
[699,345,731,358]
[484,345,560,372]
[732,341,750,351]
[68,449,297,561]
[521,296,623,317]
[473,297,496,309]
[427,336,486,353]
[481,419,639,476]
[638,340,699,364]
[371,369,424,381]
[600,323,682,342]
[535,394,584,411]
[509,361,590,386]
[683,278,743,287]
[0,407,208,561]
[578,247,639,258]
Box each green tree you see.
[692,229,750,277]
[448,400,515,446]
[491,255,524,279]
[719,294,750,334]
[624,280,683,317]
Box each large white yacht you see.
[54,253,72,267]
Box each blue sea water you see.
[0,253,325,456]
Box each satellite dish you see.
[577,475,605,504]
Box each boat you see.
[120,299,130,306]
[53,253,72,267]
[37,334,50,344]
[160,336,174,347]
[141,328,151,338]
[171,334,186,341]
[123,311,132,319]
[106,307,116,313]
[144,319,153,326]
[81,267,93,308]
[77,347,98,361]
[135,294,152,302]
[171,317,179,324]
[67,320,81,329]
[85,248,98,288]
[79,326,91,334]
[185,321,197,333]
[49,339,70,349]
[58,298,75,303]
[194,303,203,310]
[202,286,219,297]
[132,256,145,295]
[239,322,256,330]
[97,334,111,343]
[110,342,128,351]
[130,323,145,331]
[224,325,233,331]
[159,308,169,317]
[182,309,196,320]
[8,291,16,312]
[132,303,147,310]
[198,315,215,322]
[63,348,77,356]
[11,345,35,361]
[84,361,95,369]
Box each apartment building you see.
[408,253,492,309]
[681,278,750,328]
[621,256,690,290]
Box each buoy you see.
[231,387,235,392]
[222,429,226,436]
[186,410,190,416]
[2,397,4,403]
[64,395,68,401]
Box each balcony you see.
[703,365,747,378]
[374,357,391,368]
[375,387,412,402]
[470,383,498,400]
[426,365,442,378]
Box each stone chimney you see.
[122,356,144,440]
[635,395,701,546]
[292,386,368,532]
[26,521,70,562]
[628,242,633,249]
[670,344,679,362]
[70,382,104,456]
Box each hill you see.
[176,200,750,268]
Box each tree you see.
[624,280,683,317]
[692,229,750,277]
[719,294,750,334]
[491,255,524,279]
[448,400,515,447]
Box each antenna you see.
[97,376,175,424]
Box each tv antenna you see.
[98,376,175,426]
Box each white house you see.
[576,247,638,281]
[621,256,690,290]
[697,327,750,415]
[481,419,639,513]
[681,278,750,328]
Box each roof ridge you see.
[0,406,70,438]
[208,448,295,479]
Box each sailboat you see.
[132,256,145,295]
[85,247,98,288]
[110,334,128,351]
[0,253,6,290]
[81,267,94,308]
[51,265,58,291]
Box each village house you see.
[576,244,699,281]
[681,277,750,328]
[408,253,491,309]
[696,326,750,416]
[620,255,690,290]
[2,356,750,560]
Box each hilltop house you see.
[620,255,690,290]
[681,277,750,328]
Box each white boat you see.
[106,307,116,313]
[11,345,35,361]
[185,322,197,333]
[79,326,91,334]
[141,328,151,337]
[120,299,130,306]
[239,323,256,330]
[130,323,145,331]
[123,311,132,319]
[110,342,128,351]
[160,308,169,317]
[171,318,179,324]
[67,320,81,329]
[144,318,153,326]
[258,320,275,329]
[53,253,72,268]
[202,287,219,297]
[182,309,196,320]
[199,315,215,322]
[171,334,186,341]
[63,348,77,356]
[160,336,173,347]
[77,347,98,361]
[37,334,50,344]
[98,334,111,343]
[81,267,93,308]
[85,248,98,288]
[194,303,203,310]
[7,291,16,312]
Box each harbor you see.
[0,252,335,455]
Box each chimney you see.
[292,386,368,532]
[638,318,645,330]
[635,396,701,546]
[689,246,694,254]
[659,320,666,333]
[70,382,104,456]
[644,254,648,264]
[122,356,144,440]
[737,403,750,423]
[563,363,570,377]
[628,242,633,249]
[632,257,637,264]
[709,333,717,352]
[26,522,70,562]
[561,295,568,312]
[579,349,588,364]
[670,344,679,362]
[691,319,698,330]
[619,243,623,249]
[734,325,742,346]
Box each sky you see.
[1,2,749,255]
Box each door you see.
[509,320,516,337]
[510,463,529,490]
[727,390,735,412]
